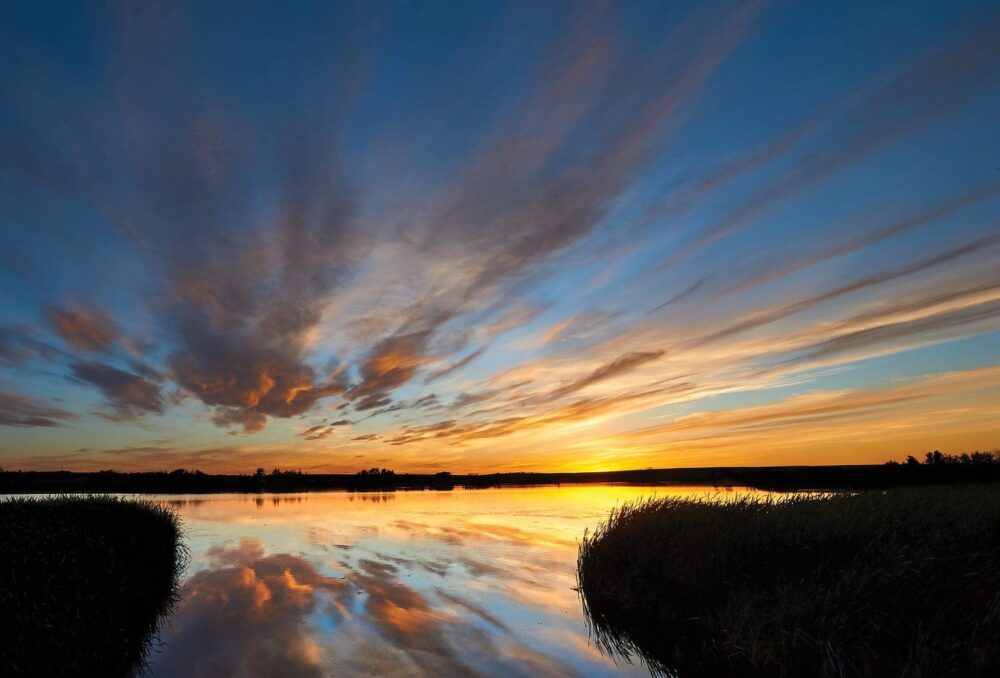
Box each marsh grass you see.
[0,495,186,677]
[577,487,1000,677]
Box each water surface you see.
[144,485,765,677]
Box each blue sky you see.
[1,0,999,472]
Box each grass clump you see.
[578,487,1000,677]
[0,495,185,677]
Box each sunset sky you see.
[1,1,999,473]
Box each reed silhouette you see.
[0,496,185,677]
[577,486,1000,677]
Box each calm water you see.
[142,485,767,677]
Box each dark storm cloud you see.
[68,361,164,419]
[0,390,76,428]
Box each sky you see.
[1,0,999,474]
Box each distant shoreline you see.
[3,461,998,494]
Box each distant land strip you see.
[2,451,999,493]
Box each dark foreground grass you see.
[578,487,1000,677]
[0,496,185,677]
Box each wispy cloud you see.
[423,347,486,385]
[671,18,1000,260]
[0,390,76,428]
[68,361,165,420]
[46,305,119,352]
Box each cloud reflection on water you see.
[146,486,758,676]
[150,539,340,677]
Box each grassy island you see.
[578,487,1000,677]
[0,496,184,677]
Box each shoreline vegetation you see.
[577,485,1000,677]
[0,496,185,677]
[1,450,998,495]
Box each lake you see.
[142,485,767,677]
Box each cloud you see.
[692,233,1000,347]
[163,262,352,428]
[388,381,693,447]
[318,3,759,409]
[0,390,76,427]
[521,310,622,349]
[99,19,367,434]
[210,407,267,434]
[794,296,1000,366]
[347,331,433,410]
[622,366,1000,448]
[423,347,485,384]
[451,390,499,409]
[45,305,119,352]
[0,324,67,366]
[661,182,1000,315]
[3,3,998,472]
[548,349,664,399]
[68,361,165,419]
[101,444,175,456]
[299,419,352,441]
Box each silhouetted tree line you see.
[889,450,1000,466]
[356,467,395,478]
